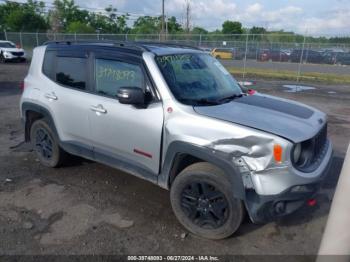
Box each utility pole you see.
[185,0,191,33]
[161,0,165,38]
[165,16,168,40]
[297,30,307,85]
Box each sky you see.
[75,0,350,36]
[18,0,350,36]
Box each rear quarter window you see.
[42,49,88,90]
[42,50,56,80]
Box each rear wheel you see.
[30,119,68,167]
[170,162,244,239]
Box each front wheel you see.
[170,162,244,239]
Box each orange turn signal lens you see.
[273,144,283,163]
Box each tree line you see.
[0,0,349,44]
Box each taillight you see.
[19,81,25,91]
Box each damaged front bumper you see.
[244,141,333,223]
[245,183,321,223]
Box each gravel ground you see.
[0,62,349,256]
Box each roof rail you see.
[44,39,200,50]
[42,39,201,52]
[137,41,201,51]
[43,39,147,51]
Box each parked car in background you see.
[230,48,258,60]
[290,49,305,63]
[323,51,350,65]
[211,48,234,59]
[281,49,292,56]
[305,50,325,64]
[336,52,350,65]
[290,49,324,64]
[0,40,26,63]
[258,49,289,62]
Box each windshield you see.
[0,42,15,48]
[156,53,242,106]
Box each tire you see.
[30,119,68,167]
[0,54,6,63]
[170,162,244,239]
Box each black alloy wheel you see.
[35,127,53,160]
[181,182,229,229]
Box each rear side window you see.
[56,57,87,90]
[95,59,143,97]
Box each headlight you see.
[3,51,11,56]
[292,140,313,169]
[293,143,302,163]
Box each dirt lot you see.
[0,62,349,256]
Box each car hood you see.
[194,94,326,143]
[1,48,24,52]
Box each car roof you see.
[214,47,233,50]
[44,40,203,57]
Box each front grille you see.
[11,52,24,56]
[312,124,327,163]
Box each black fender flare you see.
[158,141,246,200]
[21,102,59,142]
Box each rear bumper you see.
[245,149,333,223]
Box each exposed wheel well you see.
[24,110,44,142]
[169,154,204,186]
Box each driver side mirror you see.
[117,87,145,105]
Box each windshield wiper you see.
[196,98,221,105]
[218,93,243,103]
[179,98,220,106]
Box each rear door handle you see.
[44,93,58,100]
[90,104,107,114]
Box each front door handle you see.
[90,104,107,114]
[44,92,58,100]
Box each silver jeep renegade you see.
[20,41,333,239]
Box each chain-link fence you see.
[3,31,350,83]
